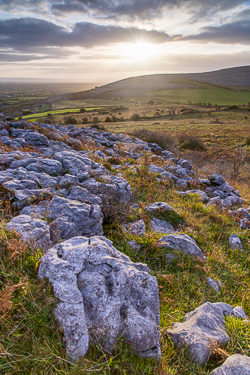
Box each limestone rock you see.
[150,217,175,234]
[26,159,63,176]
[38,236,161,361]
[156,234,207,261]
[127,240,141,251]
[48,196,103,238]
[145,202,175,214]
[207,277,220,293]
[210,354,250,375]
[6,214,51,251]
[122,220,146,235]
[223,195,243,208]
[229,234,243,250]
[209,174,225,185]
[167,302,234,365]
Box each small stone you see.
[122,220,145,235]
[210,354,250,375]
[233,306,248,320]
[127,240,141,251]
[229,234,243,250]
[150,217,175,234]
[206,277,220,293]
[145,202,175,214]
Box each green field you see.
[154,85,250,105]
[20,107,103,120]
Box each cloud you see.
[0,17,172,53]
[50,0,250,21]
[184,20,250,44]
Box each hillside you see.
[67,66,250,101]
[1,118,250,374]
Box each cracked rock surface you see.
[38,236,161,361]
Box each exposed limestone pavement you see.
[1,119,249,367]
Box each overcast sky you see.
[0,0,250,83]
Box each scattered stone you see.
[208,196,223,208]
[127,240,141,251]
[240,219,250,229]
[38,236,161,361]
[223,195,243,208]
[156,234,207,261]
[206,277,220,293]
[210,354,250,375]
[230,207,250,220]
[209,174,225,185]
[233,306,248,320]
[145,202,175,214]
[167,302,234,365]
[26,159,63,176]
[122,220,145,235]
[229,234,243,250]
[6,214,51,251]
[150,217,175,234]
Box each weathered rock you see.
[145,202,175,214]
[6,214,51,250]
[230,208,250,220]
[22,132,50,147]
[82,175,132,203]
[150,217,175,234]
[13,188,52,208]
[26,159,63,176]
[122,220,145,235]
[57,174,79,188]
[68,186,102,205]
[233,306,248,320]
[210,354,250,375]
[209,174,225,185]
[127,240,141,251]
[229,234,243,250]
[240,219,250,229]
[223,195,243,208]
[208,196,223,208]
[167,302,234,365]
[156,234,206,261]
[38,236,161,361]
[207,277,220,293]
[48,196,103,238]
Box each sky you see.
[0,0,250,84]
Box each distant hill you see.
[67,66,250,101]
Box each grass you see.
[20,107,104,120]
[1,145,250,374]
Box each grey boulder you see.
[150,217,175,234]
[26,159,63,176]
[122,220,146,235]
[167,302,234,365]
[229,234,243,250]
[156,234,207,261]
[210,354,250,375]
[38,236,161,361]
[145,202,175,214]
[6,214,51,251]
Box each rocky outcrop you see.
[156,234,207,261]
[167,302,247,365]
[210,354,250,374]
[6,214,51,251]
[38,236,161,361]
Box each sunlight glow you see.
[122,42,159,60]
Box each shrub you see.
[91,123,106,131]
[177,132,205,151]
[105,116,111,122]
[82,117,88,124]
[79,107,86,113]
[130,113,140,121]
[130,128,174,150]
[64,116,77,125]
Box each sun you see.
[122,42,157,60]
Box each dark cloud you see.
[184,20,250,44]
[0,17,172,53]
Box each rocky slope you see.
[1,119,250,374]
